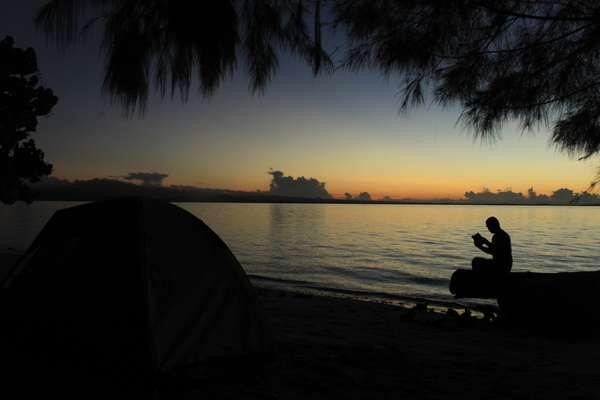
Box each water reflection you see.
[268,204,328,280]
[2,202,600,302]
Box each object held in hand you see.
[472,233,483,244]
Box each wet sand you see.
[1,253,599,399]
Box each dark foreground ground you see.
[1,253,600,399]
[206,288,600,400]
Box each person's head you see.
[485,216,501,233]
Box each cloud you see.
[124,172,168,186]
[268,170,332,199]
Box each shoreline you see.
[0,252,494,314]
[249,274,498,315]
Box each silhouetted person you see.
[471,217,512,274]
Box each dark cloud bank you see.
[461,187,600,205]
[32,171,335,203]
[28,172,600,205]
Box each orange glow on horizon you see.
[52,173,595,202]
[50,168,596,201]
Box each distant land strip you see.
[27,177,600,206]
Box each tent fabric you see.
[2,197,272,380]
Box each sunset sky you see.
[4,3,598,199]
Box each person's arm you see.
[474,237,494,255]
[480,237,491,246]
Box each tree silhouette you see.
[356,192,371,201]
[0,36,58,204]
[550,187,575,203]
[37,1,600,162]
[36,0,331,113]
[334,0,600,160]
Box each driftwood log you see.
[449,269,505,299]
[450,269,600,326]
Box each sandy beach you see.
[2,252,600,399]
[225,287,600,400]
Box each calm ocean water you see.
[2,201,599,304]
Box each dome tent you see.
[1,197,272,392]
